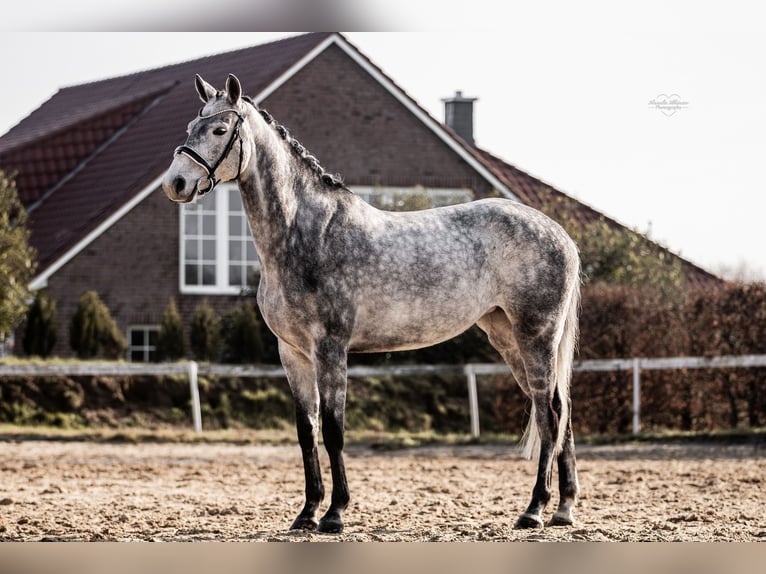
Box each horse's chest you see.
[257,284,310,345]
[257,273,346,349]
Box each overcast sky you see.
[1,4,764,280]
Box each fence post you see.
[188,360,202,434]
[465,365,480,438]
[632,358,641,435]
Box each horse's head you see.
[162,74,253,203]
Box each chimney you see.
[443,90,477,147]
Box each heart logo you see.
[649,94,688,116]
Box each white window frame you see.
[179,183,259,295]
[127,325,159,362]
[353,186,474,210]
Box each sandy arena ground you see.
[0,439,764,541]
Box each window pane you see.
[148,330,158,346]
[228,189,243,211]
[202,214,216,235]
[246,242,256,262]
[185,214,198,235]
[202,239,216,260]
[246,266,258,286]
[130,350,144,362]
[130,330,144,346]
[185,264,198,285]
[202,265,216,285]
[229,215,242,237]
[200,193,216,210]
[229,265,242,286]
[185,239,198,260]
[229,240,242,261]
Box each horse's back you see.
[354,197,578,290]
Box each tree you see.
[69,291,127,359]
[190,299,221,361]
[537,195,685,292]
[22,290,58,357]
[0,170,36,349]
[221,301,264,363]
[156,297,186,361]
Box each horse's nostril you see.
[173,176,186,194]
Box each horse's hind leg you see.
[551,399,578,526]
[279,341,324,531]
[477,309,530,395]
[512,330,562,529]
[478,309,576,528]
[478,310,552,528]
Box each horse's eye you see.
[213,127,227,136]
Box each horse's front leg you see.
[315,336,350,534]
[279,341,324,531]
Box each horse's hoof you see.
[514,513,544,529]
[317,514,344,534]
[290,515,318,531]
[548,511,574,527]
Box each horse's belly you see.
[348,302,486,353]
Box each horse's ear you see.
[195,74,216,103]
[226,74,242,105]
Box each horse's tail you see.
[521,263,580,460]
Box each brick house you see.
[0,33,718,360]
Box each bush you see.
[0,170,37,346]
[69,291,126,359]
[573,282,766,433]
[221,301,264,363]
[190,299,221,361]
[155,298,185,361]
[22,290,58,357]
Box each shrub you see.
[575,282,766,433]
[221,301,264,363]
[190,299,221,361]
[155,297,185,361]
[0,170,37,346]
[22,290,58,357]
[69,291,126,359]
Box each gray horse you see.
[162,74,581,534]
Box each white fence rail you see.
[2,354,766,437]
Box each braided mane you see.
[250,102,347,190]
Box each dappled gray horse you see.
[162,74,581,533]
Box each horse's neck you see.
[238,126,328,270]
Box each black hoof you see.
[514,513,544,529]
[548,512,574,527]
[317,512,344,534]
[290,515,318,531]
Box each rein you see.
[174,108,245,195]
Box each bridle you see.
[174,108,245,195]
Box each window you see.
[180,183,260,294]
[354,186,474,211]
[127,326,158,362]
